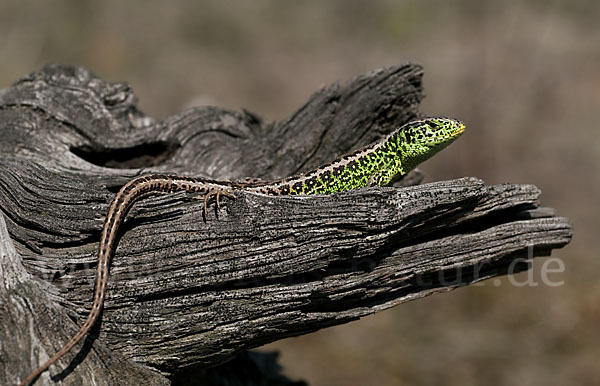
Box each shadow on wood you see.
[0,65,572,385]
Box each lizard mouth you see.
[452,122,466,136]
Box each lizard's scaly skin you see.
[19,117,464,386]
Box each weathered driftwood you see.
[0,65,571,385]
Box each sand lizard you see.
[19,117,465,385]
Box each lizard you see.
[19,116,465,385]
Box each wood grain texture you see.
[0,64,571,385]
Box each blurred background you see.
[1,1,597,385]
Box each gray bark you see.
[0,64,572,385]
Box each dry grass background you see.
[1,1,598,385]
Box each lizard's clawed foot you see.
[200,189,236,215]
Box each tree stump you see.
[0,64,572,385]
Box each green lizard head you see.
[394,117,465,172]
